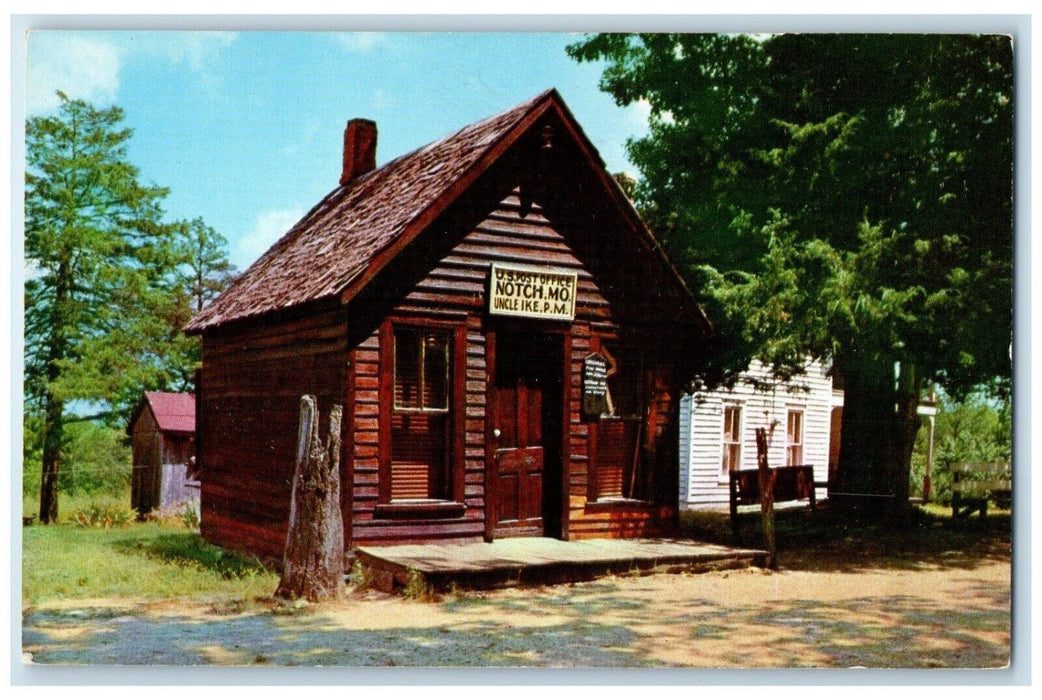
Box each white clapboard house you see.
[679,359,842,510]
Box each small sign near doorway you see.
[582,352,612,416]
[488,263,577,321]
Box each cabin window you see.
[390,328,452,501]
[592,345,668,502]
[593,346,638,500]
[394,328,449,411]
[786,409,804,466]
[721,404,743,477]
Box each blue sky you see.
[24,31,652,270]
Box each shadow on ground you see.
[112,532,270,579]
[23,602,645,667]
[685,506,1012,574]
[23,573,1010,667]
[23,506,1011,667]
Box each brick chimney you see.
[340,118,377,185]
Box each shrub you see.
[71,502,136,529]
[400,568,437,601]
[141,498,201,530]
[179,499,201,530]
[348,559,374,589]
[22,418,132,500]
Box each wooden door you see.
[490,331,561,538]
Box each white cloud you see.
[278,121,321,157]
[125,32,238,98]
[133,31,238,73]
[333,32,388,52]
[24,31,239,115]
[23,257,43,282]
[26,33,124,114]
[236,207,305,269]
[627,98,654,131]
[372,88,395,112]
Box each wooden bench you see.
[730,464,816,542]
[951,462,1011,519]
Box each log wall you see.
[346,187,682,546]
[198,306,350,559]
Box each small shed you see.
[128,391,198,515]
[185,89,712,559]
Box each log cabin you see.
[185,89,712,559]
[128,391,198,515]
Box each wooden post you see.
[276,395,345,602]
[755,427,777,569]
[729,470,740,544]
[923,414,935,502]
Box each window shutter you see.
[597,419,639,498]
[390,412,447,500]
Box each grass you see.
[22,489,133,526]
[21,520,278,606]
[22,493,1008,609]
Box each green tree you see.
[24,93,227,522]
[132,218,237,401]
[179,217,237,314]
[912,385,1011,504]
[569,34,1013,518]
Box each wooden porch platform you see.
[354,538,769,592]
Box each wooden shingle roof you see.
[186,88,709,335]
[186,90,558,333]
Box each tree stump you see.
[755,427,778,569]
[275,395,345,602]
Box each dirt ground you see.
[21,524,1011,669]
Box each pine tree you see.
[179,217,237,314]
[25,93,199,522]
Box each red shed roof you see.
[185,88,708,334]
[130,392,196,435]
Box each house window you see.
[721,404,743,478]
[787,409,804,466]
[391,328,452,500]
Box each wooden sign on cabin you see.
[488,262,577,321]
[582,352,612,416]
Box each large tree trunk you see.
[833,354,922,524]
[275,396,345,602]
[38,257,71,525]
[38,394,62,524]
